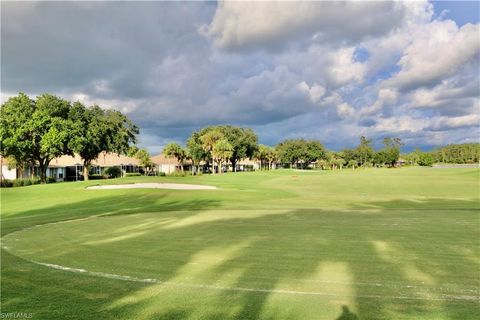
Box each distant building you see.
[151,154,192,174]
[0,156,17,180]
[236,159,261,171]
[51,152,140,181]
[1,152,270,182]
[396,158,407,167]
[1,152,141,181]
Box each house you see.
[0,156,38,180]
[396,158,407,167]
[151,154,192,174]
[51,152,141,181]
[150,153,264,174]
[236,159,261,171]
[0,156,17,180]
[1,152,141,182]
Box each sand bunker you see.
[86,183,217,190]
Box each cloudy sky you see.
[2,1,479,153]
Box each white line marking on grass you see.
[29,261,479,302]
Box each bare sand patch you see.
[86,183,217,190]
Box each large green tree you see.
[382,137,403,167]
[434,143,480,163]
[103,109,139,156]
[68,103,138,180]
[218,126,258,171]
[1,93,77,183]
[356,136,374,167]
[186,132,208,174]
[276,139,326,169]
[188,125,258,173]
[418,152,435,166]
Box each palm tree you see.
[135,148,155,175]
[254,144,268,170]
[212,139,233,174]
[317,159,328,170]
[200,130,224,174]
[163,143,187,172]
[348,159,357,170]
[265,146,277,170]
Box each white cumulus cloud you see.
[297,81,326,104]
[427,114,480,131]
[201,1,409,51]
[387,20,480,91]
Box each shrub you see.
[0,179,13,188]
[1,178,41,188]
[158,172,166,177]
[418,153,435,166]
[168,171,187,177]
[125,172,142,177]
[47,177,57,183]
[12,179,24,187]
[243,165,255,172]
[104,166,122,178]
[89,174,106,180]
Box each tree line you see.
[402,143,480,166]
[164,125,258,174]
[166,130,479,173]
[3,93,477,183]
[162,129,408,173]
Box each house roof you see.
[151,154,192,166]
[51,152,140,167]
[237,159,258,165]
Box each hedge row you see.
[1,178,43,188]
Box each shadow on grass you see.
[351,197,480,211]
[336,306,359,320]
[2,197,479,320]
[1,193,221,235]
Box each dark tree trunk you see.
[83,160,91,181]
[38,158,48,184]
[231,158,236,172]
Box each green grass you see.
[1,167,479,319]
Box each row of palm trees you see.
[162,139,360,174]
[163,128,234,174]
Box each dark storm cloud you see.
[1,1,214,95]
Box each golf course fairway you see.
[1,167,479,319]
